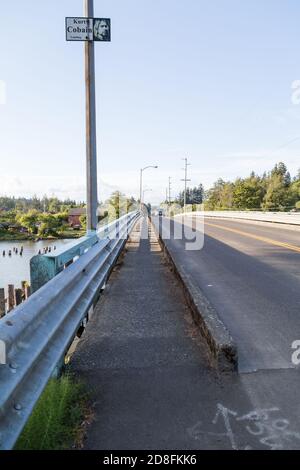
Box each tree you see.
[262,162,293,210]
[233,174,265,210]
[17,210,39,234]
[290,179,300,208]
[31,194,43,211]
[175,184,204,207]
[38,213,66,236]
[79,214,87,230]
[105,191,136,220]
[48,197,61,213]
[204,179,234,210]
[271,162,291,187]
[0,196,16,210]
[0,209,17,225]
[263,175,292,210]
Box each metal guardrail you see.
[30,232,99,293]
[176,210,300,226]
[0,211,140,450]
[30,212,137,293]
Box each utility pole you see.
[85,0,98,232]
[139,169,143,210]
[165,188,168,204]
[168,177,172,205]
[181,157,191,213]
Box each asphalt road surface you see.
[153,216,300,373]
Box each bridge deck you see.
[71,217,300,450]
[71,218,219,449]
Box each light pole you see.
[139,166,158,210]
[85,0,98,232]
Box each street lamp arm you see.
[141,165,158,172]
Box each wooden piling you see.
[15,289,23,306]
[25,284,31,299]
[8,284,15,311]
[21,281,26,298]
[0,288,5,318]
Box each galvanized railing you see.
[177,210,300,226]
[30,232,99,293]
[0,211,140,450]
[30,212,137,293]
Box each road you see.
[153,216,300,373]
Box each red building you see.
[68,208,86,228]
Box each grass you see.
[0,229,35,241]
[58,229,86,239]
[15,374,88,450]
[0,228,85,241]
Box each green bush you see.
[15,375,87,450]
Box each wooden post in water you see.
[25,284,31,300]
[8,284,15,311]
[0,289,5,318]
[21,280,31,300]
[21,281,26,299]
[15,288,23,306]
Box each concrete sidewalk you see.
[71,217,300,450]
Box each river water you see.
[0,239,74,292]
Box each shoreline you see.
[0,230,85,242]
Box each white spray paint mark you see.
[212,404,238,450]
[188,403,300,450]
[291,340,300,365]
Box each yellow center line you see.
[204,222,300,254]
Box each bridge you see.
[0,210,300,450]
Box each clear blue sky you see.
[1,0,300,204]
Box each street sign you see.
[66,17,111,42]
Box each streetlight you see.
[139,166,158,209]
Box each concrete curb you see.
[152,220,238,372]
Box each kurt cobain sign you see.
[66,17,111,42]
